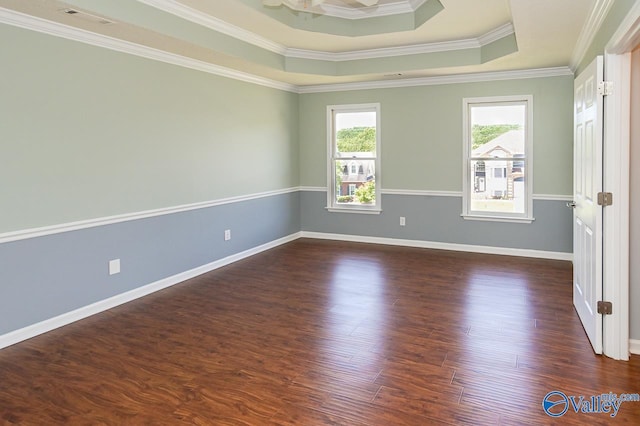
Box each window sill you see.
[326,207,382,215]
[461,214,535,224]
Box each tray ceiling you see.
[0,0,597,90]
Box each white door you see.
[573,56,604,354]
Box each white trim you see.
[381,189,462,197]
[0,187,299,244]
[461,95,534,222]
[532,194,573,201]
[0,228,575,350]
[137,0,286,55]
[325,207,381,215]
[302,188,570,200]
[326,103,381,212]
[600,52,633,360]
[606,0,640,54]
[0,187,574,245]
[0,232,302,350]
[287,24,514,61]
[287,39,477,61]
[478,23,515,46]
[461,214,534,224]
[298,67,573,93]
[0,7,572,95]
[300,231,572,261]
[570,0,615,71]
[298,0,424,20]
[630,340,640,355]
[140,0,510,61]
[299,186,327,192]
[595,1,640,361]
[0,7,297,93]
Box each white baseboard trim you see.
[300,231,573,261]
[0,232,301,350]
[630,339,640,355]
[0,230,572,350]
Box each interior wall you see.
[299,76,575,254]
[0,23,301,338]
[630,46,640,341]
[0,23,299,234]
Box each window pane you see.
[470,159,525,214]
[470,104,525,159]
[334,159,376,205]
[335,111,376,154]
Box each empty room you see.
[1,0,640,424]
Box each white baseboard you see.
[300,231,573,261]
[0,230,573,350]
[630,339,640,355]
[0,232,301,350]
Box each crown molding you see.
[137,0,287,54]
[297,66,573,93]
[478,23,515,46]
[286,38,477,61]
[570,0,614,70]
[138,0,511,63]
[286,22,513,61]
[0,7,296,92]
[302,0,425,20]
[0,6,572,95]
[606,0,640,54]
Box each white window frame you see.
[327,103,381,214]
[462,95,534,223]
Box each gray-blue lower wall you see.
[0,189,575,341]
[0,192,300,336]
[300,191,573,254]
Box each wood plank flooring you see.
[1,238,639,425]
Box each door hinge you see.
[597,192,613,206]
[597,301,613,315]
[597,81,613,96]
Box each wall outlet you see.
[109,259,121,275]
[400,217,406,226]
[224,229,231,241]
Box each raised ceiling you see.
[0,0,598,90]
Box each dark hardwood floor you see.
[1,238,639,425]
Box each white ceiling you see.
[0,0,598,89]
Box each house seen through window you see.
[463,96,533,222]
[327,104,381,213]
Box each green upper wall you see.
[1,18,575,235]
[299,76,574,195]
[0,23,299,234]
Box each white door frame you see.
[601,2,640,360]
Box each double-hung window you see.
[327,103,381,214]
[462,95,533,222]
